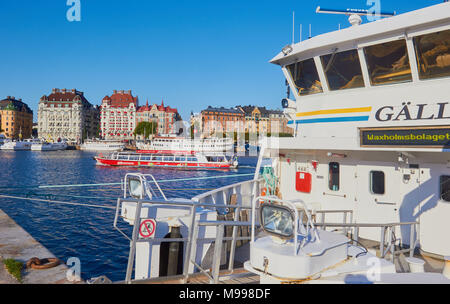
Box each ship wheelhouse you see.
[267,3,450,257]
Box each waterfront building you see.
[38,89,99,143]
[0,96,33,139]
[136,100,181,135]
[237,105,294,135]
[199,106,245,136]
[100,90,138,140]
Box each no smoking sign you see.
[139,219,156,239]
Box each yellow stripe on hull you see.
[296,107,372,117]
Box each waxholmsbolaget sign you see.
[360,126,450,148]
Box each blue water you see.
[0,150,257,282]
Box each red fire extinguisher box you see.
[296,172,312,193]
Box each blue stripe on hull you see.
[288,116,370,125]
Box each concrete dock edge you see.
[0,209,82,284]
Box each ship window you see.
[286,58,323,96]
[440,176,450,202]
[364,39,412,86]
[370,171,385,195]
[328,162,340,191]
[321,49,365,91]
[414,29,450,80]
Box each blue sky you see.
[0,0,443,122]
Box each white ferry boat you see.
[0,140,31,151]
[30,140,68,151]
[80,139,125,152]
[252,2,450,258]
[136,136,234,154]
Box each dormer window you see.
[286,58,323,96]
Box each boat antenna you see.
[316,6,396,26]
[309,24,312,39]
[292,11,295,45]
[299,24,302,42]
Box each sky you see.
[0,0,444,122]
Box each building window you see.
[364,39,412,86]
[328,162,340,191]
[286,58,323,96]
[370,171,385,195]
[440,176,450,202]
[414,29,450,80]
[321,49,365,91]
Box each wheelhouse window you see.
[321,49,365,90]
[414,29,450,80]
[286,58,323,96]
[328,162,340,191]
[440,176,450,202]
[364,39,412,85]
[370,171,385,195]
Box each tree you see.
[134,121,157,139]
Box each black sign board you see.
[360,127,450,147]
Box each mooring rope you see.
[0,194,116,210]
[37,173,255,189]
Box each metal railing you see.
[316,221,420,261]
[192,178,263,208]
[188,220,256,284]
[113,184,260,283]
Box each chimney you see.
[72,89,76,93]
[119,90,124,94]
[52,88,57,93]
[113,90,117,94]
[6,96,11,99]
[127,90,132,95]
[62,89,67,93]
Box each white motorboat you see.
[1,140,31,151]
[30,140,68,151]
[80,140,125,152]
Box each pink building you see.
[136,100,181,135]
[100,90,138,140]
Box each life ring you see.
[26,257,61,270]
[260,187,267,204]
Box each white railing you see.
[192,178,264,209]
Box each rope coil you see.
[26,257,61,270]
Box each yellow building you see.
[237,105,293,135]
[0,96,33,139]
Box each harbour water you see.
[0,151,257,282]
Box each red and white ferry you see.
[94,151,238,169]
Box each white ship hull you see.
[137,137,234,154]
[1,142,31,151]
[31,142,67,151]
[263,3,450,257]
[80,141,125,151]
